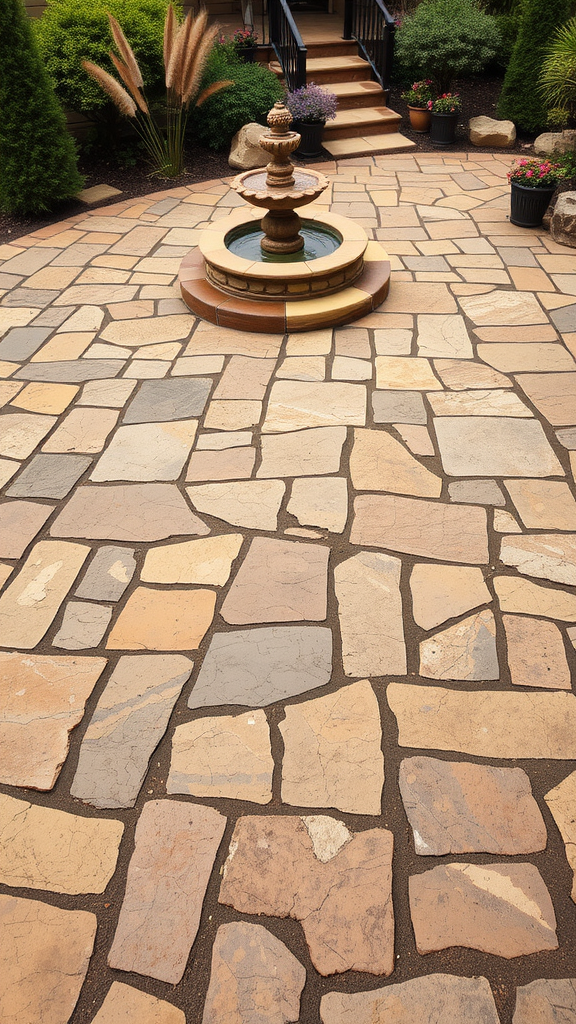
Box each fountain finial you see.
[267,101,294,136]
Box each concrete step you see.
[324,105,402,139]
[329,80,387,110]
[322,132,416,158]
[270,54,372,84]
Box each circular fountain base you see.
[179,208,391,333]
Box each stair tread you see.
[327,106,401,129]
[330,81,385,97]
[323,132,416,157]
[270,54,370,74]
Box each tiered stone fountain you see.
[179,102,391,333]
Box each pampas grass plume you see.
[82,61,137,117]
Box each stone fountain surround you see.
[179,112,391,333]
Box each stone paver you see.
[2,153,576,1024]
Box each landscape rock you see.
[469,115,516,148]
[551,191,576,249]
[229,123,269,171]
[534,130,576,156]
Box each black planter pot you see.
[237,45,257,62]
[430,112,458,147]
[293,120,325,159]
[510,181,556,228]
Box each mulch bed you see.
[0,74,540,245]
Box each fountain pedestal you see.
[179,102,391,333]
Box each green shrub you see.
[192,44,282,150]
[395,0,501,92]
[0,0,83,214]
[497,0,572,132]
[34,0,179,113]
[541,16,576,123]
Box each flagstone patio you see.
[0,151,575,1024]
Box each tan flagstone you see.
[263,380,366,432]
[513,979,576,1024]
[410,563,491,630]
[276,355,326,381]
[416,314,473,359]
[280,680,383,815]
[30,332,94,362]
[203,400,262,431]
[375,355,442,390]
[91,420,197,481]
[419,609,498,680]
[433,358,512,389]
[187,480,284,530]
[388,682,576,758]
[320,975,500,1024]
[168,709,273,803]
[373,328,412,355]
[335,551,405,676]
[133,342,182,360]
[214,355,276,399]
[11,382,79,414]
[0,412,57,459]
[478,343,576,372]
[434,416,562,477]
[494,509,522,532]
[494,574,576,620]
[142,534,243,585]
[258,426,346,478]
[351,493,488,563]
[378,281,457,313]
[42,407,119,454]
[288,476,348,532]
[0,540,90,649]
[107,587,216,650]
[0,894,96,1024]
[514,372,576,426]
[500,533,576,587]
[285,328,333,356]
[77,378,136,407]
[92,983,184,1024]
[187,323,281,358]
[350,427,441,497]
[101,314,192,347]
[0,793,123,894]
[427,389,531,416]
[459,290,548,326]
[51,482,209,541]
[545,771,576,902]
[503,614,571,689]
[221,537,329,625]
[505,479,576,530]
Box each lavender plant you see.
[285,82,337,124]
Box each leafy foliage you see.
[34,0,178,112]
[508,157,566,187]
[192,43,283,150]
[497,0,572,132]
[394,0,501,92]
[540,16,576,122]
[0,0,83,214]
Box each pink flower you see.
[526,170,533,177]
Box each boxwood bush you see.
[192,43,283,150]
[395,0,501,92]
[34,0,178,113]
[0,0,83,213]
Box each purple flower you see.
[285,82,338,124]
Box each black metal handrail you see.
[268,0,307,93]
[343,0,395,94]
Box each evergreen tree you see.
[0,0,83,214]
[497,0,572,131]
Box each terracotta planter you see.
[407,105,432,133]
[293,120,325,159]
[510,181,556,228]
[430,111,458,146]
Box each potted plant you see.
[401,79,435,131]
[508,158,567,227]
[285,82,337,158]
[232,27,259,63]
[428,92,461,146]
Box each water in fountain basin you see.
[226,220,342,263]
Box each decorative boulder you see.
[469,116,515,148]
[229,123,268,170]
[534,130,576,156]
[550,191,576,248]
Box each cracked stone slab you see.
[187,480,285,531]
[459,290,548,326]
[263,380,366,432]
[434,357,512,390]
[0,540,90,649]
[399,757,546,856]
[168,709,273,803]
[410,563,491,630]
[500,533,576,587]
[350,427,441,497]
[6,453,91,499]
[257,426,347,477]
[435,416,562,477]
[214,355,276,399]
[53,600,112,650]
[494,575,576,621]
[188,626,332,709]
[320,974,500,1024]
[416,314,474,358]
[202,922,306,1024]
[505,479,576,531]
[75,546,136,601]
[351,494,488,564]
[108,800,226,984]
[91,420,197,482]
[515,372,576,427]
[335,551,405,676]
[419,609,499,680]
[71,654,192,808]
[77,378,136,407]
[219,815,394,976]
[513,979,576,1024]
[122,378,212,423]
[503,614,571,689]
[280,680,384,815]
[0,793,123,894]
[107,587,215,650]
[185,446,255,481]
[288,476,348,533]
[0,651,106,789]
[142,534,243,585]
[428,389,531,417]
[221,537,329,624]
[0,412,57,459]
[545,771,576,903]
[0,500,54,558]
[388,683,576,759]
[0,894,96,1024]
[409,862,558,957]
[41,407,119,454]
[50,483,209,541]
[92,983,184,1024]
